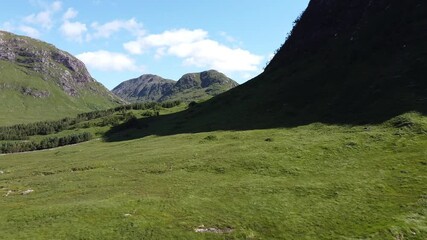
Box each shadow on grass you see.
[103,86,427,142]
[105,0,427,142]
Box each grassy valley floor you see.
[0,114,426,239]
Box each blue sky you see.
[0,0,309,89]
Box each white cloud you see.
[60,21,87,42]
[62,8,78,21]
[123,40,144,55]
[59,7,86,42]
[1,22,40,38]
[18,25,41,38]
[76,50,141,72]
[24,1,62,29]
[170,39,262,72]
[124,29,207,54]
[143,29,207,46]
[24,11,51,29]
[88,18,144,40]
[123,28,263,74]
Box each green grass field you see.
[0,109,426,239]
[1,2,425,238]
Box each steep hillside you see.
[0,31,123,125]
[158,0,427,133]
[112,70,238,103]
[104,0,426,137]
[259,0,427,124]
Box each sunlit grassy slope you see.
[0,112,426,239]
[0,60,119,126]
[0,30,123,126]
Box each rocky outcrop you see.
[0,31,96,96]
[0,31,123,125]
[20,87,50,98]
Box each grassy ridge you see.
[0,112,426,239]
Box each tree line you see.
[0,118,76,140]
[0,101,181,141]
[111,100,181,112]
[0,132,92,154]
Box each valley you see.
[0,0,426,239]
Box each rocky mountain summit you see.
[0,31,122,125]
[0,31,113,97]
[112,70,238,102]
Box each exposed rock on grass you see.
[21,189,34,195]
[194,225,233,234]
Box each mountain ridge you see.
[112,70,238,103]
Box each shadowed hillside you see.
[105,0,427,140]
[262,0,427,124]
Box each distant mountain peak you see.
[112,70,238,103]
[112,74,175,102]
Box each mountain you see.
[111,74,175,102]
[112,70,238,102]
[175,0,427,130]
[0,31,123,125]
[106,0,427,137]
[256,0,427,125]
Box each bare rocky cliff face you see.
[0,31,98,96]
